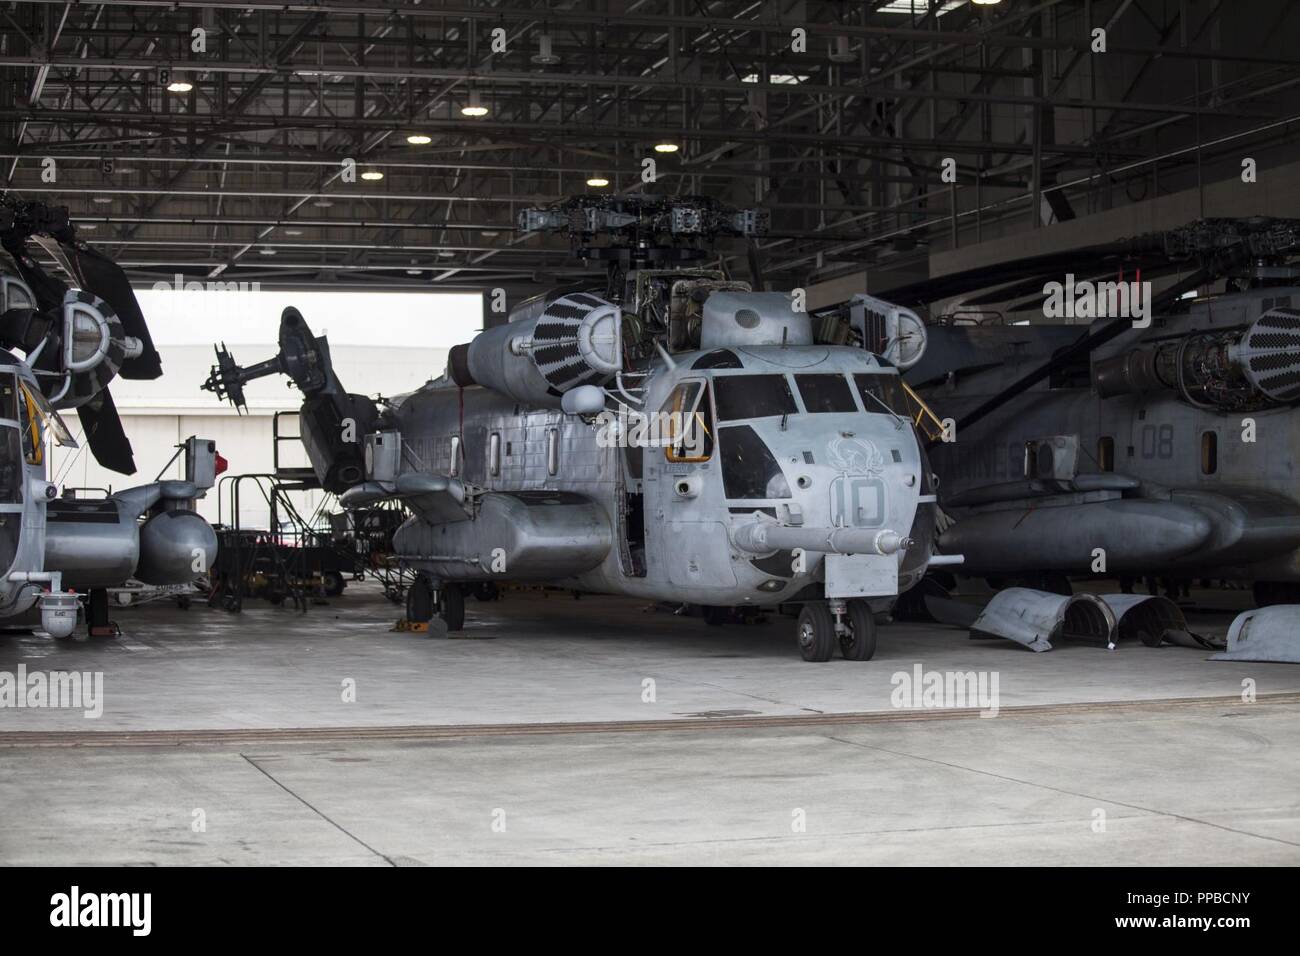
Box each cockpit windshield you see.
[794,374,857,413]
[712,374,797,421]
[853,372,909,416]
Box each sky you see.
[132,286,483,349]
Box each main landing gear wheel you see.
[439,583,465,631]
[406,575,434,623]
[796,604,836,662]
[839,600,877,661]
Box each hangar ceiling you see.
[2,0,1298,294]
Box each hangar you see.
[1,0,1299,882]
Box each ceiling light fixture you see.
[531,34,561,66]
[653,142,679,153]
[461,90,489,117]
[166,80,193,93]
[360,170,384,181]
[586,176,609,188]
[406,133,432,145]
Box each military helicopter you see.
[203,194,953,661]
[1,198,221,636]
[859,217,1300,607]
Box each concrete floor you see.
[2,584,1299,865]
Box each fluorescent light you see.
[653,142,679,153]
[879,0,963,11]
[586,177,609,188]
[91,196,114,204]
[406,268,422,275]
[283,229,303,236]
[166,80,193,93]
[406,133,432,145]
[360,170,384,181]
[741,73,808,85]
[312,198,333,208]
[258,248,276,256]
[77,222,97,230]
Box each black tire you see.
[796,604,836,662]
[321,570,345,597]
[406,575,434,623]
[702,605,731,626]
[839,600,878,661]
[440,583,465,631]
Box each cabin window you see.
[853,373,908,415]
[547,429,559,476]
[711,374,796,422]
[1201,431,1218,475]
[660,380,714,462]
[718,425,791,500]
[449,435,461,477]
[488,432,501,477]
[795,374,857,413]
[1097,436,1114,472]
[0,428,21,503]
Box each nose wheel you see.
[795,600,877,662]
[838,600,877,661]
[796,604,836,662]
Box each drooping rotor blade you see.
[76,389,136,475]
[942,246,1257,443]
[54,239,162,380]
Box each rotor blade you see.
[76,390,136,476]
[56,240,162,380]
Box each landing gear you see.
[406,574,434,623]
[86,588,119,638]
[839,600,877,661]
[439,583,465,631]
[796,603,836,662]
[702,605,731,626]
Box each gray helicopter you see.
[859,217,1300,607]
[204,195,953,661]
[1,199,220,637]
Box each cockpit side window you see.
[795,374,857,413]
[19,383,41,466]
[659,380,714,462]
[712,374,797,422]
[0,375,18,422]
[853,372,908,415]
